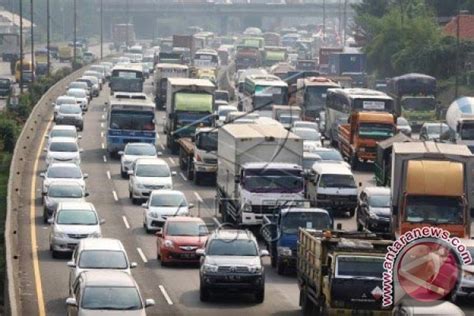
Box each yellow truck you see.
[58,45,73,62]
[297,229,392,316]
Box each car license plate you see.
[227,275,241,282]
[181,253,196,259]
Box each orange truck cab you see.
[391,142,474,239]
[338,111,395,169]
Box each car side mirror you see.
[127,170,133,175]
[260,250,269,257]
[145,299,155,308]
[85,192,90,197]
[65,297,77,307]
[79,149,84,153]
[78,135,82,139]
[130,262,138,268]
[99,218,106,225]
[142,203,147,208]
[40,173,46,178]
[196,248,205,256]
[118,151,124,156]
[83,173,89,179]
[188,203,194,209]
[171,171,177,176]
[47,218,54,224]
[43,148,48,152]
[155,229,163,238]
[67,261,76,268]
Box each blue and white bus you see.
[109,63,144,95]
[107,96,156,156]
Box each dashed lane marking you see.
[194,192,204,203]
[106,171,111,180]
[167,157,175,165]
[112,190,118,201]
[122,216,130,229]
[212,217,221,227]
[137,247,148,263]
[103,155,107,163]
[179,172,187,181]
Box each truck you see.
[328,49,367,87]
[158,52,184,65]
[445,97,474,152]
[391,142,474,239]
[172,35,195,57]
[58,45,73,62]
[165,78,216,154]
[153,63,189,110]
[338,112,396,169]
[261,207,333,275]
[298,229,392,316]
[112,23,135,50]
[235,45,261,70]
[318,47,343,74]
[177,127,217,185]
[0,33,20,62]
[216,123,305,226]
[387,73,437,130]
[272,105,302,128]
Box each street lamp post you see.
[30,0,34,83]
[100,0,103,59]
[19,0,24,93]
[73,0,77,68]
[47,0,50,75]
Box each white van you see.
[306,162,358,216]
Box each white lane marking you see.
[103,155,107,163]
[179,172,187,181]
[159,144,165,150]
[103,107,106,112]
[101,131,104,138]
[101,143,105,149]
[106,171,111,179]
[167,157,175,165]
[137,247,148,263]
[122,216,130,229]
[194,192,203,203]
[100,122,104,128]
[212,217,221,227]
[159,285,174,305]
[112,190,118,201]
[101,114,105,120]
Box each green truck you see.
[263,47,287,67]
[165,78,216,154]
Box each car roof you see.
[49,137,77,143]
[150,190,184,196]
[67,88,87,93]
[78,238,125,251]
[135,157,167,165]
[422,122,448,127]
[58,103,81,109]
[211,229,256,241]
[312,162,353,175]
[292,127,318,133]
[303,152,321,158]
[58,201,95,210]
[280,207,329,215]
[57,95,76,101]
[243,162,302,170]
[313,147,337,153]
[125,142,155,148]
[363,186,391,196]
[48,180,84,187]
[48,162,80,169]
[51,125,76,131]
[166,216,205,223]
[70,81,87,86]
[81,270,137,287]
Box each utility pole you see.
[322,0,326,43]
[455,8,461,99]
[73,0,77,69]
[30,0,34,83]
[19,0,23,93]
[47,0,50,75]
[343,0,347,46]
[126,0,130,48]
[100,0,103,59]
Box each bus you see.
[35,49,49,76]
[296,77,340,121]
[109,64,144,95]
[324,88,394,144]
[106,96,156,156]
[15,60,35,83]
[193,49,219,68]
[242,74,288,115]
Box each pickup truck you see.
[261,207,333,275]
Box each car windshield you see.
[405,196,464,224]
[56,210,97,225]
[136,164,170,177]
[401,97,436,112]
[279,115,299,124]
[125,144,156,156]
[70,83,86,89]
[48,185,83,198]
[207,239,258,256]
[47,166,81,178]
[461,123,474,140]
[319,174,356,188]
[50,130,77,138]
[295,122,318,130]
[368,194,390,208]
[67,90,86,98]
[315,150,343,161]
[57,98,75,105]
[49,142,78,152]
[218,107,237,118]
[81,286,142,310]
[293,129,320,141]
[282,212,332,234]
[0,79,10,87]
[79,250,128,269]
[59,105,82,114]
[303,157,320,170]
[167,222,209,236]
[150,193,186,207]
[336,256,384,278]
[244,169,303,193]
[426,124,449,135]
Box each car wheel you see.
[200,284,210,302]
[43,208,49,224]
[348,208,355,217]
[254,288,265,303]
[277,260,285,275]
[121,169,127,178]
[51,250,59,259]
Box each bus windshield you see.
[401,96,436,112]
[304,86,332,112]
[112,70,143,79]
[461,123,474,140]
[110,110,154,131]
[359,123,394,140]
[255,85,287,109]
[405,195,464,225]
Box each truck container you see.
[153,63,189,110]
[298,229,392,315]
[173,35,195,56]
[328,52,366,78]
[217,123,304,226]
[165,78,215,154]
[318,47,343,73]
[391,142,474,239]
[112,23,135,49]
[444,96,474,152]
[0,33,20,62]
[235,45,261,70]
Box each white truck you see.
[217,123,305,225]
[445,96,474,152]
[0,33,20,62]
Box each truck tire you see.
[187,159,193,180]
[277,259,285,275]
[350,155,358,171]
[193,171,200,185]
[300,290,318,316]
[200,284,210,302]
[254,288,265,303]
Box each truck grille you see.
[218,266,249,273]
[203,158,217,164]
[144,184,164,190]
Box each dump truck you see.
[177,127,217,185]
[235,45,261,70]
[391,142,474,239]
[165,78,215,154]
[216,123,304,226]
[338,111,396,169]
[445,96,474,152]
[298,229,392,316]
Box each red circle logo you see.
[397,241,460,302]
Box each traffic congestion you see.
[8,8,474,316]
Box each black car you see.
[0,78,12,97]
[356,186,391,234]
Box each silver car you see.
[43,181,88,223]
[52,95,76,119]
[119,143,158,178]
[66,270,155,316]
[46,125,81,146]
[55,104,84,131]
[67,238,137,291]
[67,88,89,111]
[41,163,87,195]
[45,137,82,167]
[49,202,104,258]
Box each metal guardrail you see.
[4,65,92,315]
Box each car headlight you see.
[149,211,159,219]
[165,184,172,189]
[136,182,145,189]
[463,271,474,280]
[248,265,263,273]
[242,203,252,213]
[54,231,67,238]
[202,264,219,273]
[89,232,101,238]
[369,212,379,220]
[164,240,174,249]
[277,246,292,257]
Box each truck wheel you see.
[187,161,193,180]
[277,260,285,275]
[200,284,210,302]
[254,288,265,303]
[348,208,355,217]
[270,254,276,268]
[193,171,200,185]
[350,155,358,171]
[301,291,318,316]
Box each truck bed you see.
[177,137,194,155]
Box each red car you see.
[156,216,209,266]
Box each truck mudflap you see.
[330,278,387,312]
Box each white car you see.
[142,190,193,233]
[66,88,89,111]
[46,125,81,145]
[128,158,175,204]
[68,81,90,98]
[41,163,87,195]
[292,121,319,132]
[52,95,76,119]
[119,143,158,178]
[77,76,100,97]
[55,104,84,131]
[45,137,82,166]
[216,105,238,126]
[89,65,107,83]
[291,127,322,152]
[67,238,137,291]
[83,70,103,89]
